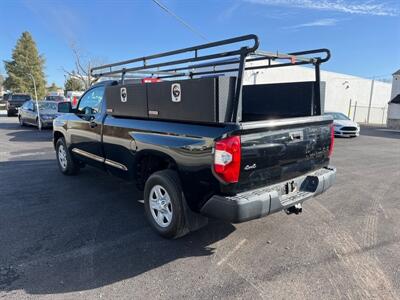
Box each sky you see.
[0,0,399,87]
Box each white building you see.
[387,70,400,129]
[243,63,392,125]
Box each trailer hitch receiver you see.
[285,203,303,215]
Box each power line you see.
[151,0,208,42]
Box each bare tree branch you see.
[61,43,103,90]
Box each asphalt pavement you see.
[0,115,399,299]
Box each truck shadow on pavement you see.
[6,129,53,142]
[0,159,235,295]
[1,124,53,142]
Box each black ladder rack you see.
[91,34,330,122]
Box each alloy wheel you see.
[149,185,173,227]
[58,144,68,170]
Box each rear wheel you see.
[56,137,79,175]
[144,170,188,238]
[7,110,13,117]
[18,116,25,126]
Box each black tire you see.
[144,170,188,239]
[55,137,79,175]
[18,116,25,126]
[7,110,12,117]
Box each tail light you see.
[142,78,161,83]
[213,136,241,183]
[328,123,334,157]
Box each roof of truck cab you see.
[91,80,116,87]
[93,79,144,88]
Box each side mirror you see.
[58,102,72,113]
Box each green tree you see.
[0,74,4,92]
[47,82,60,93]
[64,77,84,91]
[3,32,46,99]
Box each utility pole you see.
[367,78,375,124]
[28,73,41,130]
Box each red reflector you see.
[329,123,334,157]
[214,136,241,183]
[141,78,161,83]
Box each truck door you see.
[68,86,105,168]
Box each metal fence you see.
[347,100,387,125]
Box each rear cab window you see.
[11,94,31,101]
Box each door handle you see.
[89,121,97,128]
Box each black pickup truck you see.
[5,93,32,116]
[53,35,336,238]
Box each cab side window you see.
[77,86,105,116]
[27,101,34,111]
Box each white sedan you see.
[325,112,360,137]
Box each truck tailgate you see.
[236,115,333,192]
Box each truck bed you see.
[235,115,332,193]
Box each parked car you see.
[1,93,10,105]
[5,93,32,116]
[53,35,336,238]
[324,112,360,137]
[45,95,66,102]
[18,100,62,128]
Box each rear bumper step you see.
[200,166,336,223]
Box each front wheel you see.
[144,170,188,239]
[18,116,25,126]
[55,138,79,175]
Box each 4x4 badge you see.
[244,163,257,170]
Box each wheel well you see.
[53,131,64,149]
[135,152,177,190]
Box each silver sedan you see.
[325,112,360,137]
